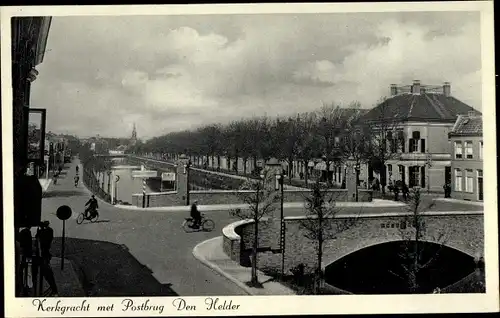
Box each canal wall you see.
[131,188,373,207]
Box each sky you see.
[30,11,482,140]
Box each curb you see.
[192,237,254,295]
[114,201,406,212]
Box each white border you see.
[1,2,498,316]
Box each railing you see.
[82,163,111,203]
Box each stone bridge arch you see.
[319,212,483,270]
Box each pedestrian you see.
[36,221,58,296]
[402,183,409,201]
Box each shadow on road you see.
[51,237,178,297]
[78,219,111,224]
[43,190,84,198]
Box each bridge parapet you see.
[223,211,484,275]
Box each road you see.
[42,159,480,296]
[42,159,246,296]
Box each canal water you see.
[95,158,156,205]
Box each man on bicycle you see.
[84,195,98,219]
[190,201,202,229]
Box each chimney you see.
[443,82,451,97]
[390,84,398,96]
[467,110,476,117]
[412,80,421,94]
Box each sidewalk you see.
[39,178,52,192]
[434,197,484,207]
[50,257,86,296]
[115,199,406,212]
[193,236,295,295]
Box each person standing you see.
[36,221,58,296]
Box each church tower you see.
[130,123,137,146]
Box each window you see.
[388,164,393,179]
[477,169,483,178]
[420,139,426,153]
[465,169,474,193]
[454,141,463,159]
[480,141,483,159]
[465,141,473,159]
[409,166,420,188]
[409,139,419,153]
[334,136,340,148]
[455,169,462,192]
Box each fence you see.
[82,163,111,203]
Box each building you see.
[361,80,480,193]
[130,123,138,146]
[12,17,52,179]
[449,114,483,201]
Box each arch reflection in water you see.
[324,241,476,294]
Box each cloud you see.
[31,12,482,139]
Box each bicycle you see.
[76,209,99,224]
[182,214,215,232]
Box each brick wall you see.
[223,212,483,275]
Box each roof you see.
[361,93,479,123]
[449,115,483,137]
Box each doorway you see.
[478,170,483,201]
[445,166,451,185]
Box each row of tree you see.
[131,101,401,192]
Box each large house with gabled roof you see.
[360,80,481,193]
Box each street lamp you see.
[185,161,192,206]
[275,171,285,278]
[355,162,360,202]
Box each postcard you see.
[1,2,498,317]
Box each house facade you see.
[361,80,480,193]
[449,115,483,201]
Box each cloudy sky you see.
[31,11,482,139]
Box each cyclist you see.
[84,195,98,219]
[190,201,202,229]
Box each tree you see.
[339,106,372,199]
[296,111,320,187]
[363,97,405,194]
[230,168,279,287]
[299,180,358,294]
[316,104,349,186]
[275,116,302,185]
[391,187,449,293]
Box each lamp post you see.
[185,161,191,206]
[355,162,360,202]
[426,152,432,194]
[275,171,285,279]
[107,170,112,200]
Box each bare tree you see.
[296,111,320,187]
[364,97,405,194]
[230,169,279,286]
[390,187,450,293]
[299,180,358,294]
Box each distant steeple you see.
[131,123,137,145]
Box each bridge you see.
[223,210,483,273]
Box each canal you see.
[324,241,478,294]
[94,158,173,205]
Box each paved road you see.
[42,159,246,296]
[42,159,481,296]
